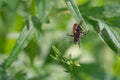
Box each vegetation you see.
[0,0,120,80]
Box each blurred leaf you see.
[84,16,99,32]
[31,16,42,31]
[11,14,24,32]
[3,14,24,53]
[6,0,20,11]
[80,6,106,19]
[113,57,120,77]
[36,0,48,22]
[52,45,62,56]
[12,71,26,80]
[104,16,120,28]
[25,38,39,65]
[73,64,105,80]
[65,0,83,22]
[0,31,7,53]
[99,22,120,55]
[0,8,16,27]
[80,4,120,55]
[51,45,80,68]
[4,39,16,53]
[30,0,36,16]
[65,0,87,31]
[51,45,68,64]
[0,0,4,9]
[80,5,120,28]
[80,5,120,17]
[50,55,58,61]
[86,17,120,55]
[0,0,120,79]
[0,68,10,80]
[103,5,120,17]
[4,19,36,69]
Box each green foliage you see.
[51,45,80,80]
[51,45,80,67]
[3,19,36,69]
[0,68,9,80]
[31,16,42,31]
[65,0,87,31]
[65,0,120,55]
[0,0,120,80]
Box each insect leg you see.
[78,39,81,48]
[67,34,74,37]
[81,32,86,36]
[69,40,73,43]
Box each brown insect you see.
[68,21,86,47]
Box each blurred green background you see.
[0,0,120,80]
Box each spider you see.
[68,21,86,47]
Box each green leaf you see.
[113,57,120,76]
[12,71,26,80]
[6,0,20,10]
[30,0,36,15]
[50,55,58,61]
[65,0,87,31]
[0,68,9,80]
[86,17,120,55]
[104,16,120,28]
[25,38,39,65]
[98,22,120,55]
[52,45,62,56]
[36,0,47,22]
[31,16,42,31]
[80,5,120,28]
[80,5,120,19]
[80,4,120,55]
[3,19,36,69]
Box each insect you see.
[68,21,86,47]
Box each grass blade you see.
[4,19,36,69]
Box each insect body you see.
[68,21,85,47]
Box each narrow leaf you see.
[31,16,42,31]
[65,0,87,31]
[4,19,36,69]
[52,45,62,56]
[86,17,120,55]
[99,22,120,55]
[36,0,47,22]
